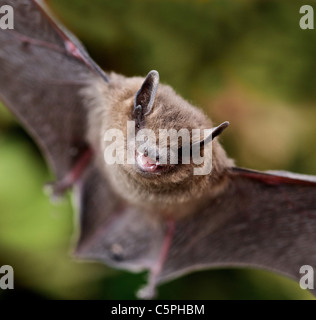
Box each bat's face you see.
[85,71,233,212]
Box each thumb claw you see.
[136,282,157,300]
[43,181,67,203]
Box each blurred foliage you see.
[0,0,315,299]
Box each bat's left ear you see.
[134,70,159,127]
[192,121,230,149]
[178,121,229,163]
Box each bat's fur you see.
[83,72,234,216]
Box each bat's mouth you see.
[135,149,177,175]
[136,151,159,172]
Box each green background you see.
[0,0,315,299]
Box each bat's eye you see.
[136,151,159,172]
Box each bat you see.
[0,0,316,299]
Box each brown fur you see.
[82,72,234,217]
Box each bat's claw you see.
[43,181,69,203]
[136,282,157,300]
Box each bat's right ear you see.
[134,70,159,127]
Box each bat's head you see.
[132,71,230,174]
[87,70,233,213]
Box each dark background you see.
[0,0,315,299]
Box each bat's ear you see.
[192,121,230,148]
[134,70,159,127]
[178,122,229,163]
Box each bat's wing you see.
[0,0,163,294]
[74,165,316,297]
[0,0,107,179]
[157,167,316,291]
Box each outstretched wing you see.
[74,165,316,297]
[157,167,316,291]
[0,0,163,293]
[0,0,107,179]
[0,0,160,293]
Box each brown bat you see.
[0,0,316,299]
